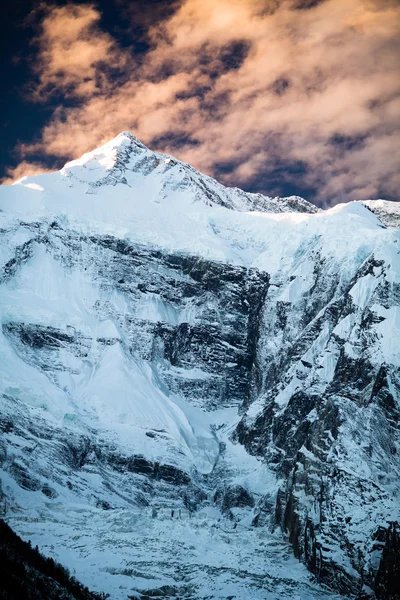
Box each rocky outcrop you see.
[375,522,400,600]
[2,224,269,411]
[213,484,255,514]
[235,249,400,597]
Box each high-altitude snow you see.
[0,132,399,599]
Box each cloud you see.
[5,0,400,205]
[1,161,53,185]
[28,3,129,100]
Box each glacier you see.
[0,132,399,599]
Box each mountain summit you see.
[1,133,399,600]
[61,130,320,214]
[11,131,319,214]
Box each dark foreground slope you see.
[0,520,107,600]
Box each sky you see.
[1,0,399,207]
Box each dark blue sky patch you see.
[254,1,280,18]
[375,183,398,203]
[271,78,291,96]
[192,40,251,82]
[0,0,42,175]
[244,159,316,201]
[291,0,327,10]
[212,152,316,202]
[212,161,240,177]
[329,133,367,152]
[219,41,252,73]
[201,91,231,117]
[175,87,211,101]
[111,0,182,51]
[151,132,201,152]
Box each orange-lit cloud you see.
[29,3,128,99]
[6,0,400,205]
[1,161,53,185]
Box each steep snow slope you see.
[361,200,400,228]
[0,132,399,600]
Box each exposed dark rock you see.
[235,249,400,598]
[41,484,58,499]
[107,453,191,485]
[0,239,35,284]
[375,522,400,600]
[63,437,95,470]
[221,485,255,512]
[135,584,194,598]
[9,462,41,491]
[3,323,74,350]
[0,519,107,599]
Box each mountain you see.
[360,200,400,229]
[0,132,399,600]
[0,519,106,600]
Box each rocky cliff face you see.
[235,247,400,597]
[0,132,399,600]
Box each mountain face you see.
[361,200,400,229]
[0,519,106,600]
[0,132,399,600]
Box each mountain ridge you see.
[0,132,399,600]
[11,131,320,216]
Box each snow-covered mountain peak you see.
[60,130,150,180]
[8,131,319,217]
[60,131,320,213]
[62,130,148,171]
[1,132,399,599]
